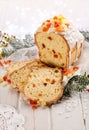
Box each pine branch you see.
[80,31,89,42]
[9,38,24,50]
[1,48,14,57]
[63,73,89,96]
[0,32,35,57]
[23,34,35,47]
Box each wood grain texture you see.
[51,94,85,130]
[34,107,51,130]
[81,92,89,130]
[18,94,34,130]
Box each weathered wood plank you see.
[0,86,9,103]
[18,94,34,130]
[0,84,19,107]
[51,94,85,130]
[81,92,89,130]
[34,107,51,130]
[5,88,19,107]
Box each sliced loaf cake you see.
[23,64,63,107]
[35,15,84,68]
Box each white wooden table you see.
[0,82,89,130]
[0,0,89,130]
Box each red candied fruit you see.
[3,76,7,81]
[61,68,68,73]
[86,89,89,92]
[7,79,11,84]
[54,54,58,58]
[29,99,37,105]
[46,20,50,22]
[54,22,59,27]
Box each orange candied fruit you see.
[46,23,51,28]
[56,26,63,32]
[0,56,2,60]
[32,104,38,109]
[46,78,50,82]
[4,60,12,64]
[65,23,70,27]
[64,69,73,76]
[73,66,79,71]
[43,26,49,32]
[0,61,3,66]
[29,99,38,109]
[53,16,58,20]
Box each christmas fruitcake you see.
[23,62,63,107]
[35,15,84,68]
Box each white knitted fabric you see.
[0,104,25,130]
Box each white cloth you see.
[0,104,25,130]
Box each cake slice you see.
[6,60,34,76]
[23,64,63,107]
[7,59,43,92]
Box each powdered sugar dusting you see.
[60,25,84,49]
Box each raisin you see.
[38,94,42,96]
[42,43,45,48]
[61,63,64,66]
[39,53,41,56]
[48,36,52,40]
[33,84,36,87]
[43,83,47,86]
[55,70,59,73]
[52,50,55,54]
